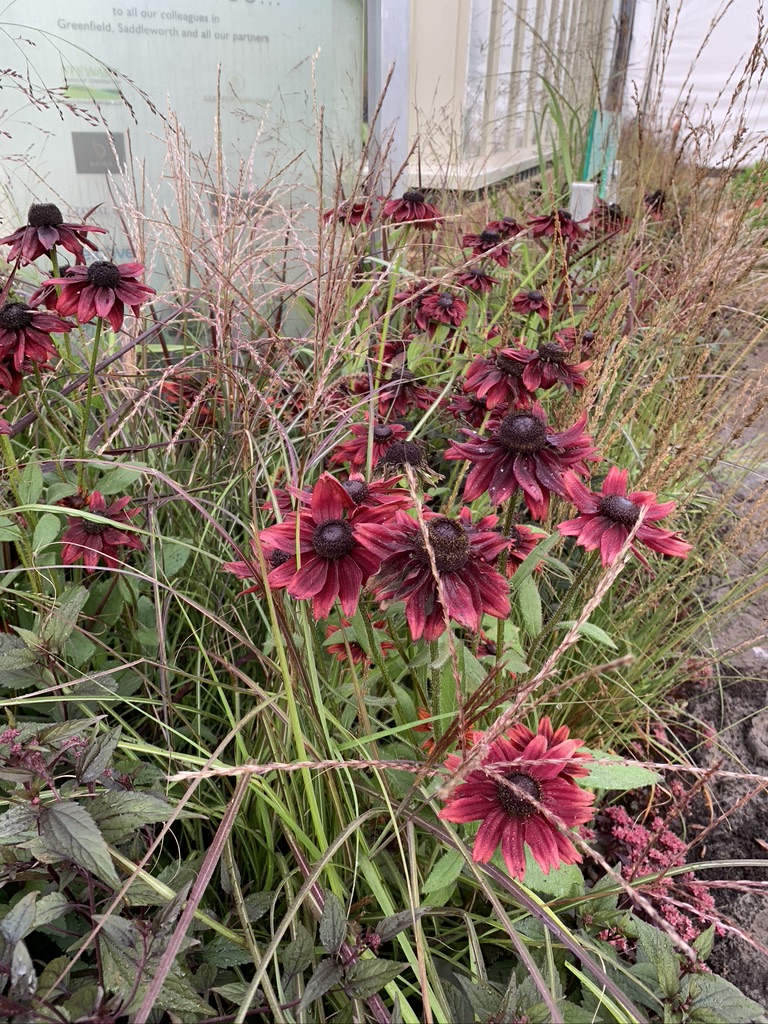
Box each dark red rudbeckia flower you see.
[439,717,595,879]
[461,229,511,267]
[463,347,536,411]
[557,467,693,566]
[505,524,546,576]
[414,291,468,335]
[377,438,428,475]
[445,403,600,518]
[528,208,586,244]
[0,203,106,265]
[325,617,394,664]
[323,199,373,227]
[329,421,410,470]
[446,393,489,429]
[382,190,442,230]
[0,301,73,371]
[455,266,499,293]
[222,541,293,596]
[486,216,525,239]
[60,491,143,573]
[379,367,439,417]
[644,189,666,220]
[341,472,412,517]
[259,473,382,620]
[501,341,591,392]
[590,200,630,235]
[511,290,552,321]
[355,509,510,642]
[45,260,155,332]
[0,359,25,396]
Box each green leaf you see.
[162,541,191,577]
[32,513,61,553]
[0,515,22,542]
[76,726,122,783]
[41,586,89,650]
[33,892,69,929]
[39,799,120,889]
[576,621,618,650]
[687,973,768,1023]
[344,958,406,999]
[10,939,37,1001]
[18,461,43,506]
[454,974,502,1019]
[522,850,585,898]
[319,892,346,956]
[0,805,37,844]
[0,634,38,685]
[375,907,430,943]
[583,754,661,791]
[98,466,141,495]
[511,529,558,587]
[299,958,342,1010]
[692,924,715,961]
[422,850,464,895]
[202,935,255,968]
[282,924,314,984]
[1,892,38,944]
[636,919,679,1000]
[89,790,172,844]
[516,575,543,637]
[244,891,276,922]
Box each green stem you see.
[77,317,103,488]
[429,639,442,742]
[0,435,42,596]
[529,550,600,660]
[360,603,396,699]
[496,496,519,660]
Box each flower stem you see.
[77,317,103,488]
[429,639,442,741]
[360,603,396,699]
[0,434,42,596]
[496,496,519,660]
[529,550,600,660]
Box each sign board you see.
[0,0,363,263]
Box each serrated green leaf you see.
[0,634,39,683]
[202,935,255,968]
[213,982,254,1005]
[375,907,429,943]
[344,958,406,999]
[0,805,37,844]
[522,849,585,898]
[282,924,314,984]
[10,939,37,1000]
[516,575,542,637]
[422,850,464,895]
[319,892,346,956]
[77,727,121,783]
[41,586,89,650]
[244,890,275,922]
[453,974,501,1018]
[32,513,61,553]
[1,892,37,944]
[636,919,679,999]
[32,892,69,929]
[89,790,172,843]
[583,755,661,791]
[299,958,342,1010]
[39,800,120,889]
[688,972,768,1023]
[18,462,43,506]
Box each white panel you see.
[463,0,495,154]
[492,0,518,149]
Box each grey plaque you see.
[72,132,126,174]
